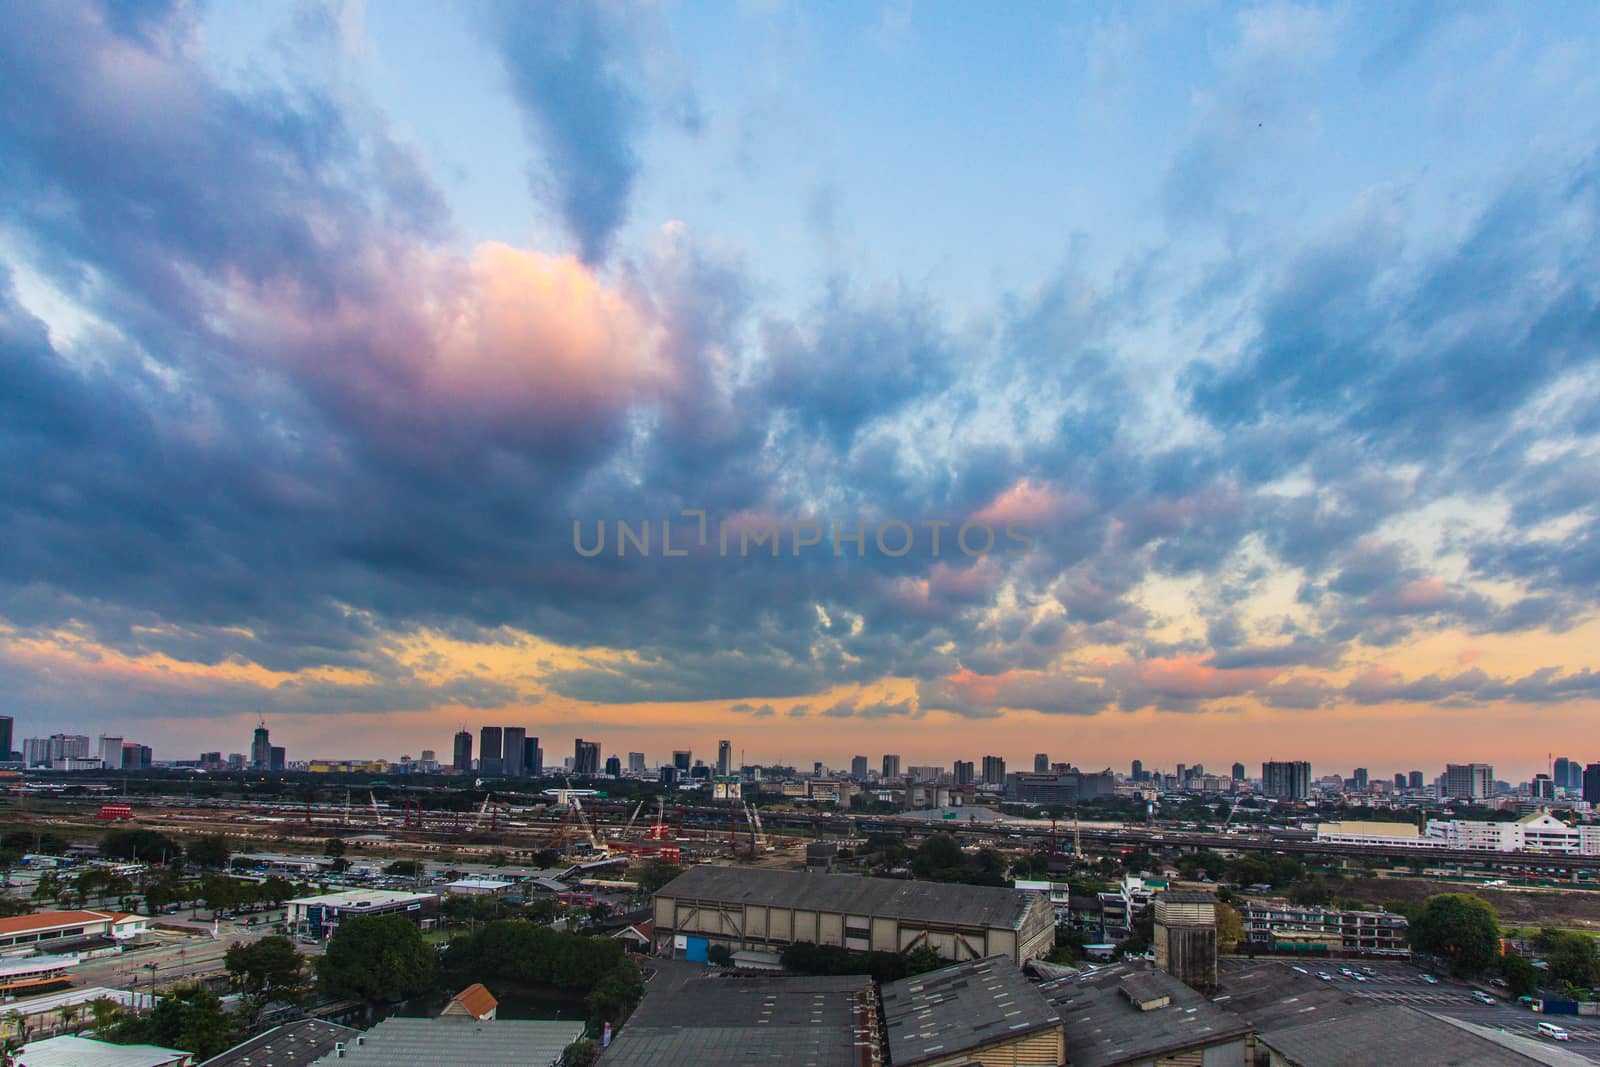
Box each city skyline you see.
[4,5,1600,777]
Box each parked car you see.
[1317,972,1332,981]
[1474,992,1497,1005]
[1538,1022,1571,1042]
[1420,974,1438,984]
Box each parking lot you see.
[1284,959,1600,1052]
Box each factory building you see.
[652,866,1055,965]
[881,957,1064,1067]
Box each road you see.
[71,919,323,998]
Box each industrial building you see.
[307,1018,585,1066]
[601,974,882,1066]
[1002,768,1115,805]
[1040,962,1252,1067]
[880,957,1063,1067]
[653,866,1056,964]
[1151,891,1218,994]
[285,889,439,939]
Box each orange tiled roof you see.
[0,910,121,936]
[446,983,498,1019]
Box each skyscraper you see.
[526,736,543,776]
[673,750,692,775]
[0,716,12,761]
[453,730,472,773]
[717,740,733,777]
[982,755,1006,785]
[851,755,869,779]
[1034,753,1049,773]
[1584,764,1600,806]
[479,726,503,775]
[1442,763,1493,801]
[99,735,125,769]
[1262,761,1311,800]
[250,723,271,770]
[574,739,601,776]
[629,752,646,774]
[1231,762,1246,781]
[953,760,974,786]
[503,727,527,776]
[1408,770,1424,790]
[269,746,286,771]
[605,755,622,776]
[1394,772,1407,788]
[1130,759,1143,782]
[1351,767,1369,790]
[882,754,901,779]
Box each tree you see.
[225,936,305,1000]
[323,838,346,858]
[187,836,231,870]
[560,1041,599,1067]
[101,829,183,863]
[106,984,235,1060]
[1216,903,1246,954]
[1408,894,1501,977]
[1535,929,1600,991]
[707,944,733,966]
[1499,953,1541,998]
[384,860,423,877]
[585,957,645,1024]
[315,914,435,1003]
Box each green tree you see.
[101,829,183,863]
[1499,953,1541,998]
[585,957,645,1024]
[707,944,733,966]
[106,984,236,1060]
[1408,894,1501,977]
[225,936,305,1000]
[323,838,346,858]
[187,836,232,870]
[560,1041,599,1067]
[1217,903,1246,954]
[1535,929,1600,991]
[315,914,435,1003]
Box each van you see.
[1474,992,1497,1005]
[1538,1022,1570,1041]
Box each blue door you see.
[685,936,709,963]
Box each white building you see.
[1319,812,1600,855]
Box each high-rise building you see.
[575,739,602,776]
[629,752,647,774]
[525,737,543,776]
[1034,753,1049,773]
[1231,762,1246,781]
[44,734,90,766]
[251,723,271,770]
[453,730,472,773]
[1584,764,1600,806]
[673,751,693,774]
[851,755,869,779]
[200,751,222,767]
[1262,761,1311,800]
[1531,774,1555,801]
[1394,772,1407,788]
[882,754,901,779]
[1351,768,1369,791]
[269,746,286,771]
[605,755,622,777]
[1130,759,1143,782]
[1409,770,1424,790]
[953,760,975,786]
[99,735,125,769]
[503,727,527,776]
[1442,763,1493,801]
[122,743,153,770]
[982,755,1006,785]
[0,716,12,761]
[718,740,733,777]
[1554,757,1582,791]
[479,726,503,775]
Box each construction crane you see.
[564,779,606,855]
[621,800,645,839]
[744,803,769,854]
[369,791,383,826]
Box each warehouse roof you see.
[307,1018,584,1066]
[1040,963,1251,1067]
[1259,1004,1578,1066]
[880,957,1061,1066]
[655,865,1042,929]
[199,1019,361,1067]
[601,974,879,1066]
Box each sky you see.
[3,0,1600,780]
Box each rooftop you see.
[1040,962,1251,1067]
[307,1018,584,1066]
[285,889,436,908]
[443,983,498,1020]
[198,1019,361,1067]
[880,956,1061,1066]
[0,909,137,936]
[14,1034,189,1067]
[655,865,1042,930]
[1259,1003,1580,1066]
[601,973,879,1067]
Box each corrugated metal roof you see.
[880,956,1061,1066]
[656,865,1040,929]
[307,1019,585,1066]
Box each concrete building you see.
[717,739,733,777]
[953,760,974,786]
[443,879,512,898]
[629,751,647,774]
[574,738,601,775]
[452,730,471,773]
[501,727,525,776]
[1033,753,1050,773]
[1152,891,1218,994]
[478,726,502,775]
[1003,768,1115,805]
[602,974,881,1067]
[881,957,1063,1067]
[1442,762,1494,801]
[1039,962,1252,1067]
[882,754,901,779]
[652,866,1055,964]
[1240,900,1409,956]
[1262,761,1311,800]
[286,889,439,939]
[851,755,869,779]
[251,724,271,770]
[981,755,1006,785]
